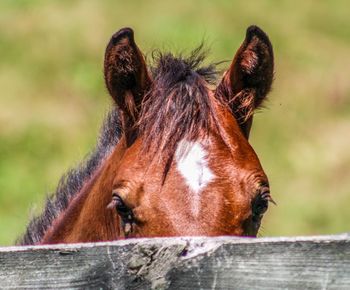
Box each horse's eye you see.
[107,193,135,237]
[109,194,134,221]
[107,193,134,223]
[252,187,273,222]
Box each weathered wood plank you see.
[0,234,349,289]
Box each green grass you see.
[1,0,350,245]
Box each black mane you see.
[18,110,121,245]
[138,46,220,177]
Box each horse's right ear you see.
[104,28,151,145]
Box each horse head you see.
[21,26,274,244]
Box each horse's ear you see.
[104,27,151,145]
[216,25,274,139]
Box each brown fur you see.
[22,25,275,245]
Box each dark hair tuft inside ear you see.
[216,25,274,139]
[104,27,151,146]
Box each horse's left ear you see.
[104,28,151,145]
[216,25,274,139]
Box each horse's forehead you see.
[175,139,214,192]
[174,139,215,216]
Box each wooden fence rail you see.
[1,234,350,289]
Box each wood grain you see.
[0,234,349,289]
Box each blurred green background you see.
[1,0,350,245]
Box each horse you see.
[18,25,274,245]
